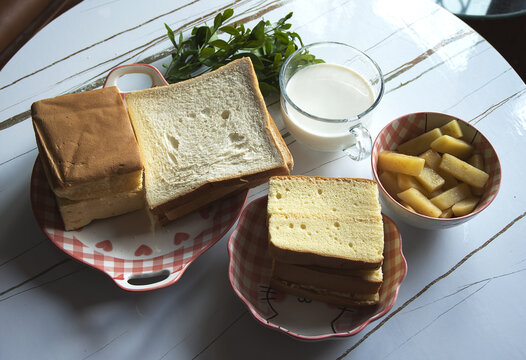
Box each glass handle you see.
[343,123,372,161]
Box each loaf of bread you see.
[125,58,292,220]
[31,86,144,201]
[267,176,384,269]
[31,86,145,230]
[267,176,384,306]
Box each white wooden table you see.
[1,0,525,358]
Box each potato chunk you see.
[379,171,402,200]
[452,197,480,217]
[437,169,459,190]
[439,153,489,188]
[439,207,454,218]
[467,153,485,195]
[415,166,445,192]
[439,120,463,138]
[378,151,425,176]
[468,153,484,170]
[397,188,442,217]
[430,183,472,210]
[397,128,442,156]
[397,173,429,196]
[419,149,442,170]
[430,135,474,159]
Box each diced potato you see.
[439,153,489,188]
[439,119,463,138]
[428,188,443,198]
[439,207,454,218]
[398,188,442,217]
[415,166,445,192]
[452,197,480,217]
[467,153,485,195]
[397,173,429,196]
[430,135,474,159]
[397,128,442,156]
[401,201,416,212]
[419,149,442,170]
[468,153,484,170]
[430,183,472,210]
[379,171,402,199]
[437,169,459,190]
[378,151,425,176]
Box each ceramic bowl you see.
[228,196,407,340]
[371,112,501,230]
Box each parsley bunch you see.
[163,9,306,96]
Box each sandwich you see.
[31,86,145,230]
[125,57,293,224]
[267,176,384,306]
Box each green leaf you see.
[250,21,265,41]
[209,39,230,50]
[284,42,295,57]
[199,47,216,58]
[219,25,239,36]
[165,24,176,46]
[222,8,234,21]
[213,13,223,30]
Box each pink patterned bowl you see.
[371,112,501,230]
[228,196,407,340]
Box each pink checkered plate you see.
[228,196,407,340]
[29,64,248,291]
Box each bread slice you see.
[125,58,292,217]
[272,261,383,294]
[56,184,145,230]
[267,176,384,269]
[31,86,144,201]
[269,277,380,307]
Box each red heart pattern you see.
[135,244,153,257]
[173,232,190,245]
[95,240,113,252]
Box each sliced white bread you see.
[267,176,384,269]
[126,58,292,218]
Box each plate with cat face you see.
[228,195,407,340]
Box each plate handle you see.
[103,64,168,95]
[113,270,182,291]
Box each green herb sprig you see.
[163,9,307,96]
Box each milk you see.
[281,63,375,152]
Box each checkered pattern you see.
[228,196,407,339]
[30,158,247,291]
[372,113,501,217]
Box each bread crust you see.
[31,86,143,200]
[269,278,379,307]
[270,175,378,185]
[268,243,383,270]
[151,165,287,215]
[157,184,247,225]
[272,261,382,294]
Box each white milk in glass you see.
[282,63,375,152]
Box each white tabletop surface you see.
[1,0,525,359]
